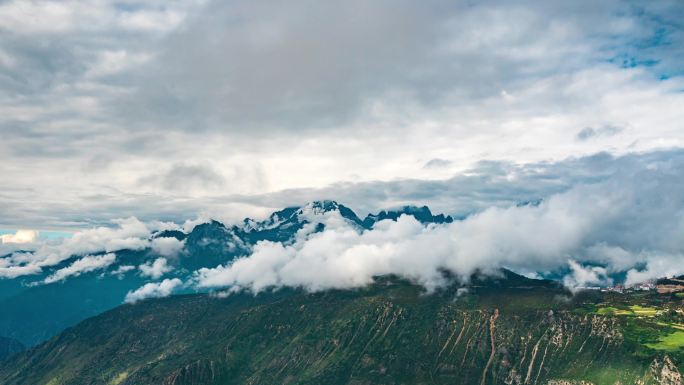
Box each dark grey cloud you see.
[252,150,674,217]
[120,0,666,133]
[1,0,681,138]
[576,125,624,141]
[138,163,226,192]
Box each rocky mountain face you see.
[180,200,452,269]
[0,201,458,346]
[0,277,681,385]
[362,205,453,228]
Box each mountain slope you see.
[0,271,149,345]
[1,278,681,385]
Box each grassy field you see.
[630,305,659,316]
[595,305,658,316]
[596,306,632,315]
[646,330,684,351]
[592,297,684,357]
[656,321,684,330]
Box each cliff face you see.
[0,284,681,385]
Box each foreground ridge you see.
[0,278,681,385]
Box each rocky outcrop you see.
[162,360,219,385]
[651,356,683,385]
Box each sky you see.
[0,0,683,233]
[0,0,684,297]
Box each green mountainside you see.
[0,274,682,385]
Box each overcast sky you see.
[1,0,683,231]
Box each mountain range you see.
[0,201,682,384]
[0,201,454,346]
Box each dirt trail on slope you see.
[480,308,500,385]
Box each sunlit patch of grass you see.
[656,322,684,331]
[675,293,684,298]
[646,331,684,351]
[596,305,660,317]
[596,306,633,316]
[109,371,128,385]
[630,305,658,317]
[596,306,618,315]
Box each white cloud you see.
[0,262,43,279]
[181,216,213,233]
[625,254,684,286]
[44,253,116,284]
[150,237,185,258]
[562,260,613,291]
[29,217,150,268]
[110,264,135,276]
[124,278,182,303]
[195,163,684,292]
[58,217,150,255]
[138,257,173,279]
[0,230,38,244]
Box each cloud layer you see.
[3,149,684,296]
[44,253,116,284]
[0,217,180,279]
[195,156,684,292]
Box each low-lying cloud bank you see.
[195,157,684,293]
[44,253,116,284]
[3,150,684,300]
[125,278,183,303]
[0,218,183,279]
